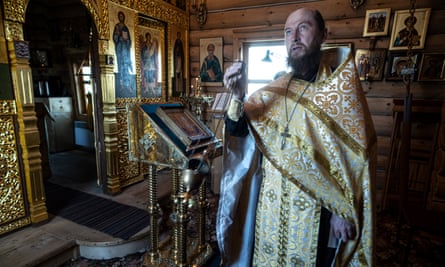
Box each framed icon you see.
[418,53,445,81]
[389,8,431,51]
[355,49,387,81]
[136,15,167,100]
[386,53,419,81]
[109,3,137,98]
[155,105,214,147]
[199,37,223,86]
[170,25,187,97]
[363,8,391,37]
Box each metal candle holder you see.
[143,157,213,266]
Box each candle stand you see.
[127,103,222,267]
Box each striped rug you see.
[44,182,149,240]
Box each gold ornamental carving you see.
[0,100,17,114]
[115,97,164,109]
[0,217,31,236]
[117,108,142,184]
[81,0,110,40]
[0,100,30,234]
[3,0,26,23]
[4,20,24,41]
[98,39,109,56]
[110,0,188,27]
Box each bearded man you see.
[216,7,377,267]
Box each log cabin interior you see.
[1,0,445,266]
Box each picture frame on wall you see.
[363,8,391,37]
[389,8,431,51]
[136,15,166,100]
[418,53,445,81]
[199,37,223,86]
[321,42,353,50]
[170,25,187,97]
[354,49,387,81]
[109,3,137,98]
[386,53,419,81]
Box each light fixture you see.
[262,50,272,62]
[350,0,365,9]
[191,0,207,25]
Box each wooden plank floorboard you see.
[0,150,174,266]
[0,225,76,267]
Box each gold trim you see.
[116,97,165,108]
[0,100,17,114]
[4,20,23,41]
[0,217,31,235]
[299,97,367,158]
[3,0,26,23]
[117,107,143,185]
[0,9,8,64]
[0,100,31,232]
[131,0,188,27]
[277,176,290,266]
[81,0,109,40]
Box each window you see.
[243,41,289,95]
[73,60,93,116]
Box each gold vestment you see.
[217,47,377,266]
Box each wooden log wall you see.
[189,0,445,211]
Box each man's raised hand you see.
[224,61,247,99]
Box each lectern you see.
[127,103,222,267]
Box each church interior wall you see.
[1,0,445,236]
[189,0,445,211]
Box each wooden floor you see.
[0,149,172,267]
[3,150,445,266]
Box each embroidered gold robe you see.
[216,47,377,266]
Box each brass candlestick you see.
[143,165,163,266]
[170,168,190,266]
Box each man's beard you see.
[288,48,322,81]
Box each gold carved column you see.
[99,51,121,194]
[2,5,48,224]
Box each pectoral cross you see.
[280,126,291,150]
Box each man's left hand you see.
[330,213,356,242]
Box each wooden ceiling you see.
[206,0,320,12]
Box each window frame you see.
[242,40,288,95]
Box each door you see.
[89,26,107,187]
